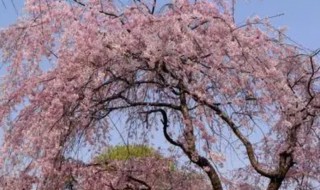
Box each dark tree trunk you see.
[266,178,284,190]
[195,156,223,190]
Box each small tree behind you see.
[96,145,161,162]
[62,145,210,189]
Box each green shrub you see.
[95,144,160,163]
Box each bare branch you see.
[127,175,152,190]
[72,0,118,17]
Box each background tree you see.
[0,0,319,189]
[78,144,209,190]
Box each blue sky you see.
[0,0,24,27]
[235,0,320,51]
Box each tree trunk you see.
[266,178,283,190]
[179,88,223,190]
[196,156,223,190]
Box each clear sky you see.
[0,0,24,27]
[235,0,320,51]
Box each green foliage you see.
[95,144,160,163]
[169,161,176,172]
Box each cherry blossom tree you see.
[0,0,319,189]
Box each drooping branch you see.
[189,90,303,190]
[142,97,223,190]
[141,109,182,147]
[188,91,278,178]
[151,0,157,14]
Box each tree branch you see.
[127,175,151,190]
[72,0,118,18]
[142,107,223,190]
[189,91,278,178]
[141,109,182,147]
[119,95,181,110]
